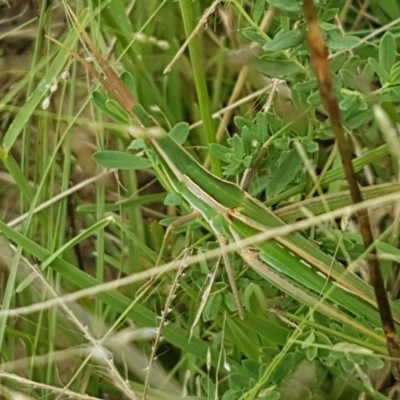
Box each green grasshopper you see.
[149,132,400,334]
[64,13,400,340]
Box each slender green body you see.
[152,134,400,333]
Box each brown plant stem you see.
[303,0,400,374]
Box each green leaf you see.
[256,112,270,142]
[262,347,281,363]
[240,27,268,46]
[224,291,239,312]
[245,314,290,346]
[231,134,244,159]
[347,350,364,365]
[242,359,260,376]
[339,357,354,372]
[343,110,372,130]
[229,372,253,391]
[330,53,348,72]
[223,163,243,177]
[242,127,255,154]
[203,294,222,322]
[274,137,290,150]
[321,8,339,21]
[120,70,137,98]
[342,324,361,340]
[226,320,261,360]
[307,90,322,106]
[262,391,281,400]
[128,139,147,150]
[263,30,304,51]
[235,116,257,131]
[305,345,318,361]
[164,192,182,206]
[363,355,385,370]
[222,389,240,400]
[320,22,336,31]
[339,95,358,111]
[169,122,189,144]
[372,0,400,22]
[380,86,400,102]
[159,216,182,227]
[271,352,302,384]
[105,99,129,124]
[368,57,390,83]
[223,291,237,312]
[301,138,318,153]
[339,69,360,90]
[267,0,302,13]
[249,59,306,81]
[243,155,253,168]
[201,376,216,400]
[389,61,400,85]
[314,332,332,357]
[326,32,361,51]
[210,143,231,161]
[266,149,302,197]
[301,331,315,349]
[253,0,266,24]
[291,90,309,112]
[353,96,368,111]
[132,104,154,127]
[92,91,127,124]
[381,102,400,123]
[92,90,108,111]
[361,61,375,84]
[265,113,284,132]
[379,31,396,73]
[93,150,152,170]
[293,80,318,93]
[342,55,361,72]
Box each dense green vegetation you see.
[1,0,400,399]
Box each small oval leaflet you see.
[169,122,189,145]
[164,192,182,206]
[263,29,304,52]
[93,150,152,170]
[327,32,361,52]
